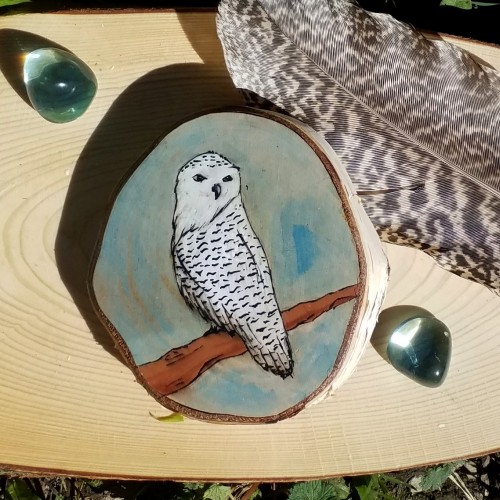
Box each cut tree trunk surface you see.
[1,10,500,481]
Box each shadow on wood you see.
[55,61,242,359]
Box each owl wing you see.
[172,213,293,378]
[231,225,294,378]
[172,248,221,326]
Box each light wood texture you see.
[1,11,499,480]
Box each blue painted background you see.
[93,112,360,417]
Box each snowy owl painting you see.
[90,109,372,422]
[171,151,294,378]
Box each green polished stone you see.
[23,48,97,123]
[387,316,451,387]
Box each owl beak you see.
[211,183,221,200]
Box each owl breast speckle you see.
[172,152,293,378]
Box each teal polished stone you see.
[387,316,451,387]
[23,48,97,123]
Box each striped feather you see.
[217,0,500,292]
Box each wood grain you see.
[1,11,500,480]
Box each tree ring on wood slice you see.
[88,106,389,423]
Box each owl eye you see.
[193,174,207,182]
[222,175,233,182]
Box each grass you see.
[1,456,496,500]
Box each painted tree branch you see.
[138,283,360,395]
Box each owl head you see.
[173,152,241,237]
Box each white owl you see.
[171,151,294,378]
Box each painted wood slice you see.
[89,107,388,423]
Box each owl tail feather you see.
[248,336,294,379]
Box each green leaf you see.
[440,0,473,9]
[183,482,205,491]
[0,0,31,7]
[419,461,465,492]
[203,484,233,500]
[353,480,375,500]
[149,411,184,422]
[180,482,207,500]
[247,488,262,500]
[353,476,377,500]
[5,479,41,500]
[86,479,104,489]
[328,479,350,500]
[288,479,349,500]
[352,475,401,500]
[378,474,408,487]
[353,485,369,500]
